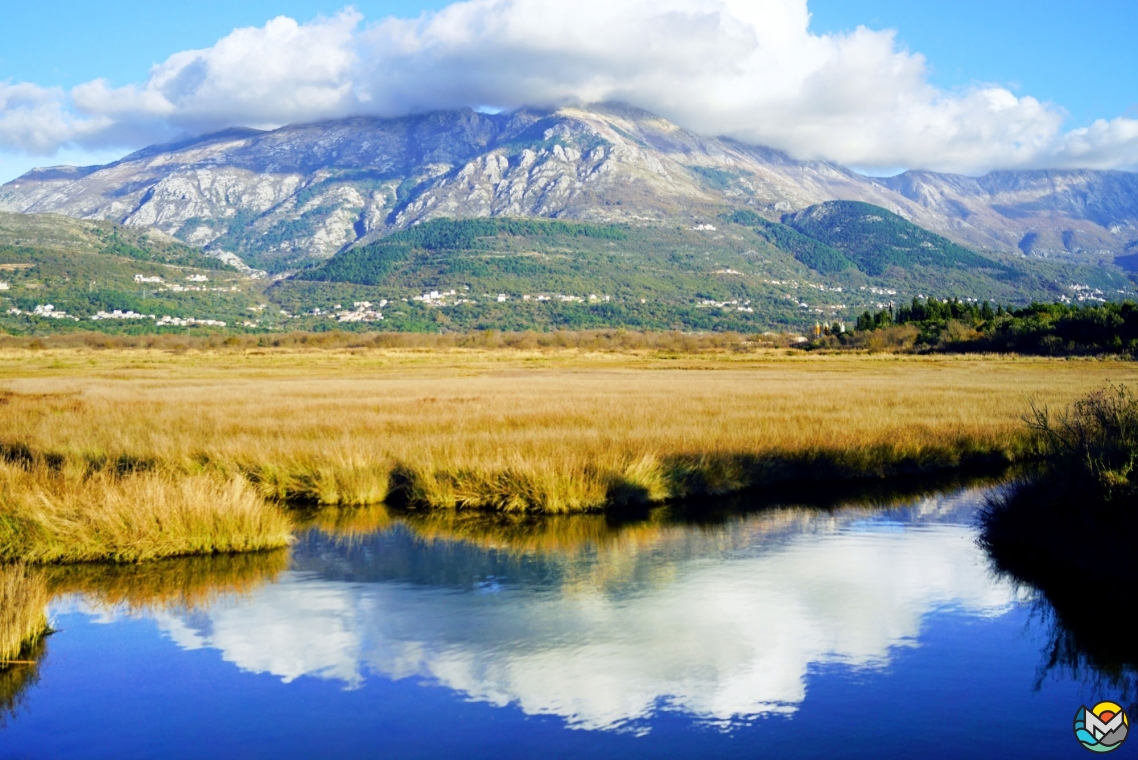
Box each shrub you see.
[1027,384,1138,498]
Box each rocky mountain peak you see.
[2,103,1137,271]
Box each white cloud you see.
[0,82,111,154]
[1,0,1136,174]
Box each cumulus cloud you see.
[1,0,1136,174]
[0,81,112,153]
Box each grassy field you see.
[2,345,1138,565]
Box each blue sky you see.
[811,0,1138,127]
[4,0,1133,126]
[1,0,1136,180]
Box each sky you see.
[1,0,1136,182]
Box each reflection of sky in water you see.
[77,487,1018,733]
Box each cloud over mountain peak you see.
[2,0,1137,175]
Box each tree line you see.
[853,298,1138,355]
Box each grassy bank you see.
[981,385,1138,594]
[3,347,1138,562]
[0,464,292,563]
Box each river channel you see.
[0,480,1127,759]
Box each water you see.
[1,483,1131,759]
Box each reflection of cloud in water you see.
[147,497,1011,731]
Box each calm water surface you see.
[0,484,1130,759]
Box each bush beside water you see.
[980,385,1138,709]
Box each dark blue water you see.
[1,486,1131,759]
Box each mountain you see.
[0,103,1032,272]
[874,170,1138,258]
[779,201,1013,278]
[0,210,256,330]
[0,210,234,270]
[3,202,1132,336]
[3,102,1138,335]
[263,210,1129,333]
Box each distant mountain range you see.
[3,103,1136,273]
[3,103,1138,335]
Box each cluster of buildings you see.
[783,293,811,309]
[156,316,227,327]
[333,302,384,323]
[5,302,226,327]
[401,290,613,306]
[697,299,754,313]
[6,304,80,320]
[92,309,229,326]
[92,309,152,321]
[413,290,464,305]
[133,273,239,293]
[1068,284,1108,303]
[529,293,611,303]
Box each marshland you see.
[3,343,1138,566]
[3,341,1138,754]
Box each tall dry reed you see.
[2,349,1137,536]
[0,463,292,563]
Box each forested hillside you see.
[781,202,1012,277]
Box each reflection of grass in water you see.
[1032,598,1138,713]
[981,387,1138,708]
[1,564,49,663]
[0,636,46,728]
[3,554,287,723]
[980,477,1138,711]
[378,471,1006,593]
[397,469,1004,556]
[297,505,395,544]
[1,564,51,727]
[46,550,289,613]
[399,509,667,554]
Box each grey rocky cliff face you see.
[2,103,1136,269]
[874,169,1138,257]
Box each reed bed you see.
[2,347,1137,561]
[0,463,292,563]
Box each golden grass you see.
[2,346,1138,562]
[0,564,49,665]
[0,463,293,563]
[391,471,1002,556]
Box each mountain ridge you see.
[2,103,1136,273]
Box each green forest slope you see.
[2,205,1136,335]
